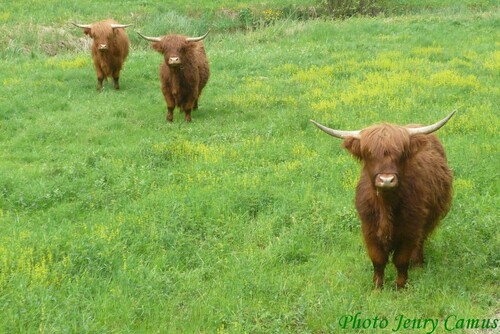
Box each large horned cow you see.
[138,31,210,122]
[72,19,132,91]
[311,111,455,289]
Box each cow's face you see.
[344,125,411,191]
[74,21,131,53]
[139,31,208,68]
[153,36,192,68]
[85,24,116,51]
[311,111,456,191]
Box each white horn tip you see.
[407,109,457,135]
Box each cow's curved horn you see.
[137,32,162,43]
[310,120,361,139]
[186,30,210,42]
[72,22,92,29]
[406,110,457,135]
[111,23,134,29]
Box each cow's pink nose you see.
[98,44,108,50]
[375,174,398,188]
[168,57,181,65]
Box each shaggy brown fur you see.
[80,19,130,91]
[151,35,210,122]
[342,123,453,289]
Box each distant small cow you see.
[138,31,210,122]
[311,111,455,289]
[72,19,132,91]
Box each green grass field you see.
[0,0,498,333]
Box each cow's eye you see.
[364,151,375,162]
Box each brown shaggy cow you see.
[311,111,455,289]
[138,31,210,122]
[72,19,132,91]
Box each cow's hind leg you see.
[411,219,437,267]
[182,100,196,122]
[366,244,388,288]
[373,262,386,289]
[410,240,424,268]
[393,241,417,289]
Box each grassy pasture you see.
[0,1,499,333]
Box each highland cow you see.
[72,19,132,91]
[138,31,210,122]
[311,111,455,289]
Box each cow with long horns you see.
[72,19,132,91]
[138,31,210,122]
[311,111,455,289]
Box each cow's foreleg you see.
[112,77,120,90]
[112,68,121,90]
[184,109,192,122]
[94,62,104,92]
[95,63,105,92]
[167,107,174,122]
[97,76,104,92]
[161,86,175,122]
[113,75,120,90]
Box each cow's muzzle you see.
[168,57,181,66]
[98,44,108,51]
[375,173,398,189]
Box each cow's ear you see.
[152,42,163,53]
[343,137,362,159]
[83,28,91,36]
